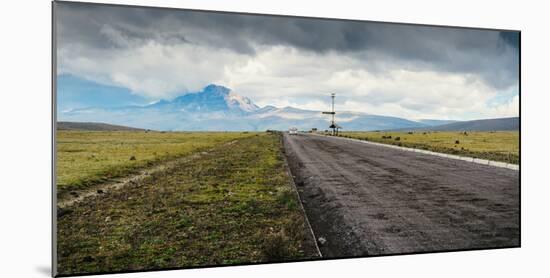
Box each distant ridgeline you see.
[58,83,519,132]
[57,121,146,131]
[391,117,519,132]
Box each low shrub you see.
[262,230,293,261]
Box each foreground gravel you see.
[283,133,519,258]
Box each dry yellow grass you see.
[56,130,255,192]
[338,131,519,164]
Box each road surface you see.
[282,133,519,257]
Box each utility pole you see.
[322,93,338,135]
[331,93,335,128]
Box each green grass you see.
[56,133,317,275]
[56,130,254,193]
[335,131,519,164]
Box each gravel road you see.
[282,133,519,258]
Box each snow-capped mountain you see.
[60,84,437,131]
[148,84,259,114]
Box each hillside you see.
[394,117,519,132]
[425,117,519,131]
[57,121,146,131]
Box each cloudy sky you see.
[55,2,519,120]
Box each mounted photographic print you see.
[53,1,520,276]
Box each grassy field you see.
[56,130,254,194]
[336,131,519,164]
[57,132,318,275]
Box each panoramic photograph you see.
[54,1,519,276]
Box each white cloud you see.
[220,46,517,120]
[489,95,520,118]
[58,41,518,120]
[59,40,250,99]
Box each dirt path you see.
[282,133,519,258]
[57,140,238,208]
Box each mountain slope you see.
[57,121,146,131]
[417,119,459,126]
[425,117,519,131]
[398,117,519,132]
[148,84,258,114]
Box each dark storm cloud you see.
[56,1,519,89]
[499,32,520,49]
[56,3,190,49]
